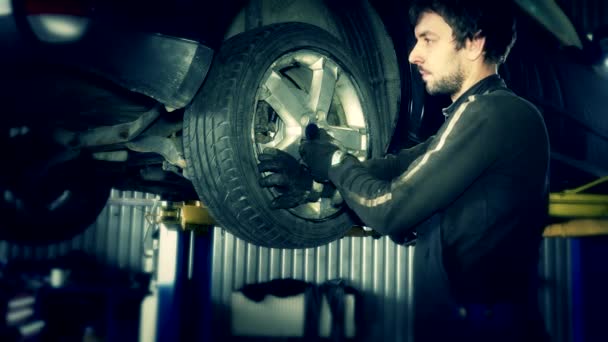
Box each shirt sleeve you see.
[361,138,432,180]
[328,96,501,237]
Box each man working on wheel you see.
[258,0,550,340]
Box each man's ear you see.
[465,31,486,61]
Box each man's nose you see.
[408,43,422,65]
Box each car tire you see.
[183,23,392,248]
[0,125,111,244]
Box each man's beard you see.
[426,65,465,96]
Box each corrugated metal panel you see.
[0,189,159,273]
[211,227,412,342]
[540,237,573,342]
[212,228,572,341]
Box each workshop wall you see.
[211,229,415,340]
[211,228,573,342]
[0,189,158,273]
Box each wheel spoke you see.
[308,57,338,119]
[263,71,310,129]
[301,201,322,218]
[318,197,336,218]
[327,126,366,152]
[271,132,301,157]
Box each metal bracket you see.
[53,105,163,148]
[126,136,187,169]
[549,176,608,218]
[544,219,608,237]
[545,176,608,237]
[158,201,215,234]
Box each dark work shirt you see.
[329,75,550,300]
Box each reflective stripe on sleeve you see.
[347,95,477,208]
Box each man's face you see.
[408,11,466,96]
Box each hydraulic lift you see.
[139,201,214,342]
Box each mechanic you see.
[258,0,550,340]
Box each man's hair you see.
[409,0,517,64]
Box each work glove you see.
[298,124,343,182]
[257,148,320,209]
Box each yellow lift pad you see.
[549,176,608,218]
[545,176,608,237]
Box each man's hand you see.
[257,148,320,209]
[299,125,342,182]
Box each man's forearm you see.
[361,138,432,180]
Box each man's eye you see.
[424,38,433,44]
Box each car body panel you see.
[2,0,220,110]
